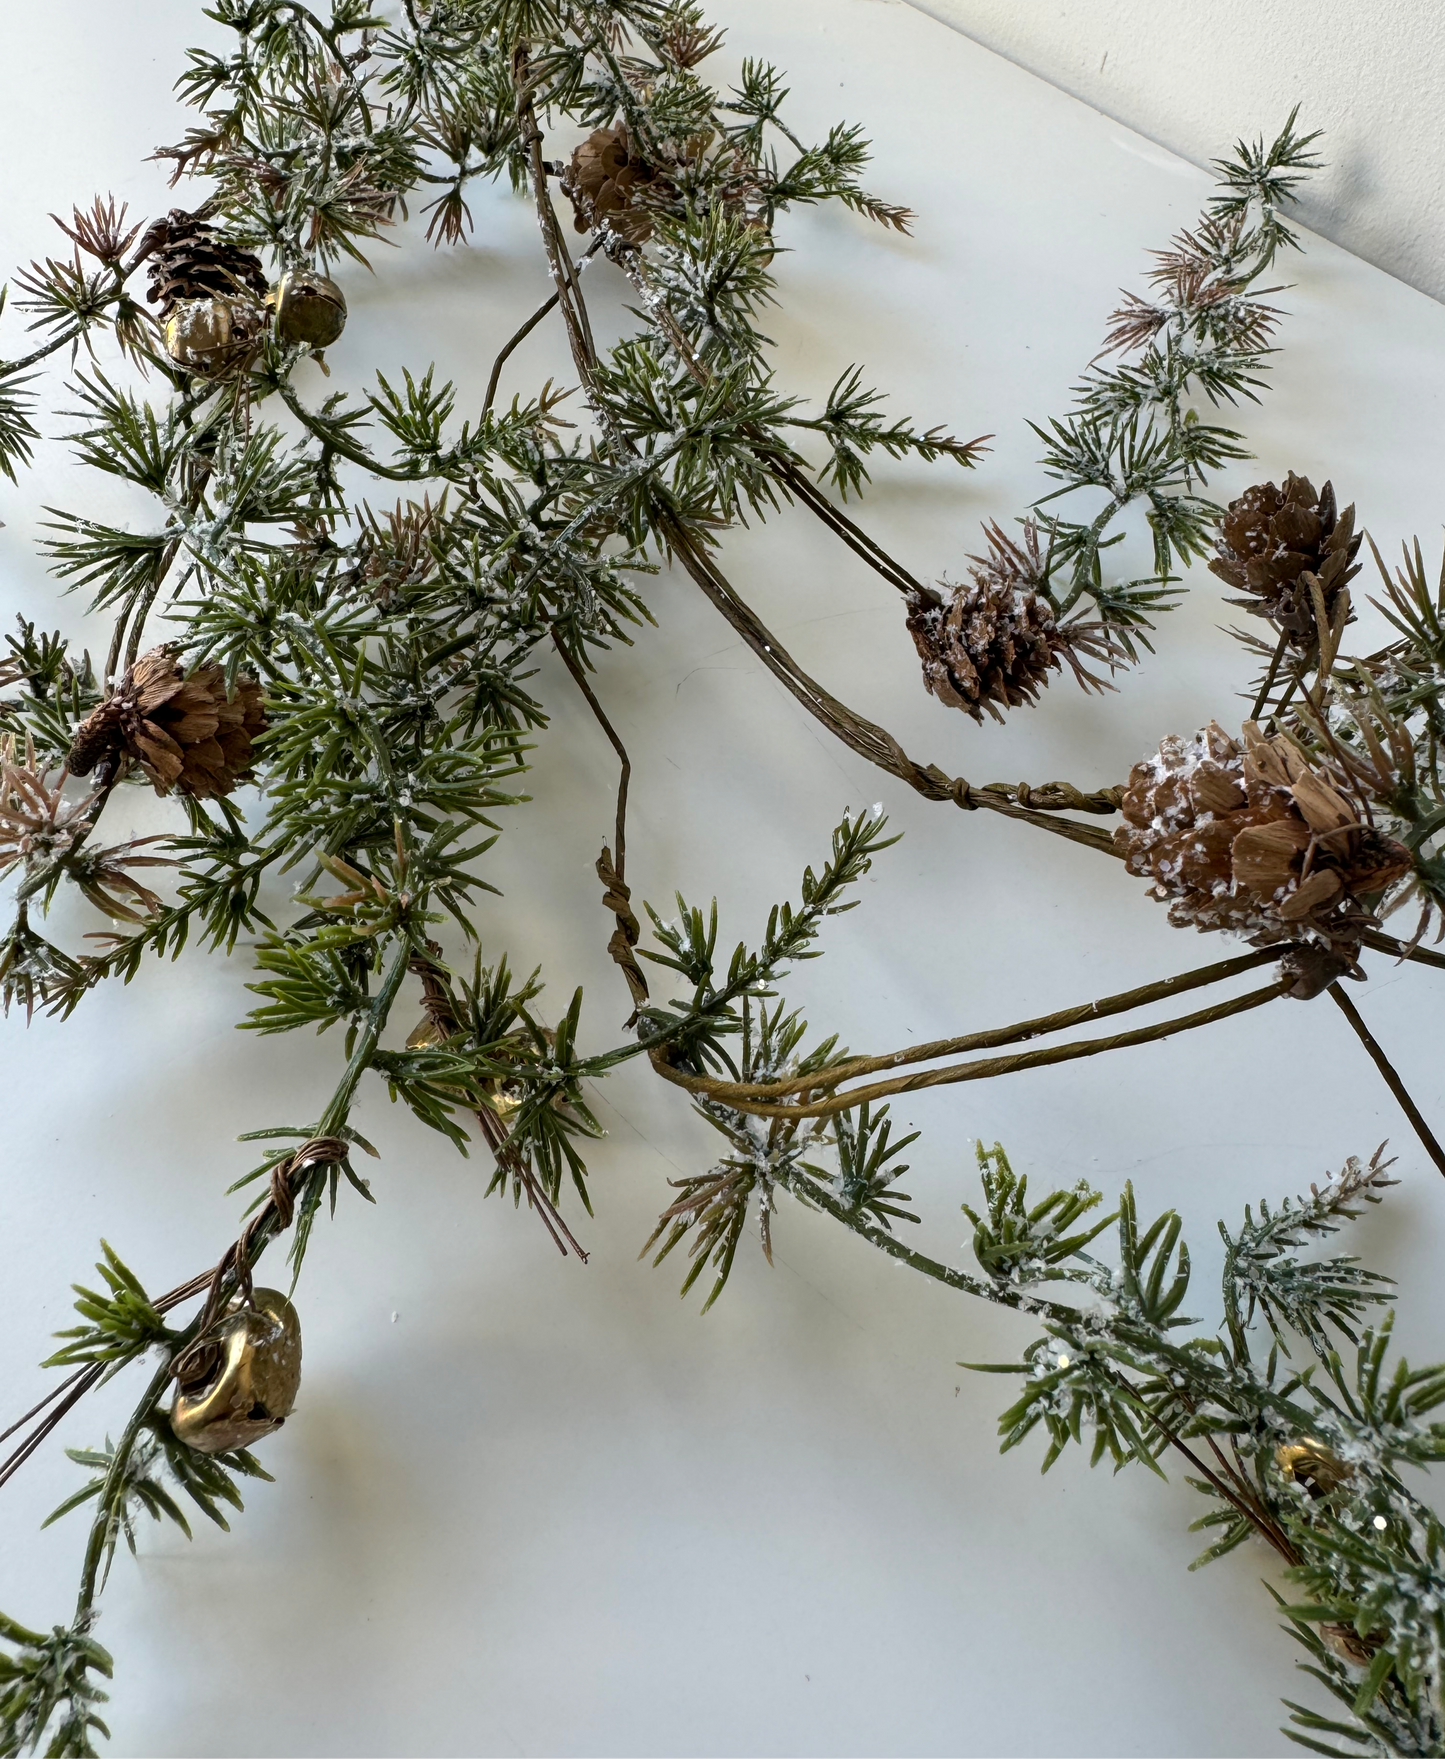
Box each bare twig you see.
[653,980,1288,1119]
[671,946,1281,1104]
[1329,983,1445,1179]
[1359,928,1445,974]
[552,631,630,882]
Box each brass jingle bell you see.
[162,296,264,377]
[400,1019,530,1119]
[270,270,347,350]
[1274,1436,1354,1497]
[487,1026,562,1123]
[170,1287,302,1455]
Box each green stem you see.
[0,1611,46,1647]
[277,381,429,482]
[3,258,144,379]
[2,324,87,378]
[72,1357,171,1626]
[792,1171,1080,1325]
[317,937,412,1139]
[798,1165,1323,1567]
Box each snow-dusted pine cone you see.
[1208,474,1360,645]
[141,209,269,316]
[562,125,664,245]
[68,649,265,798]
[905,521,1116,722]
[139,208,270,374]
[1115,720,1411,989]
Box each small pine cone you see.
[141,209,269,316]
[562,125,664,245]
[1208,473,1361,645]
[905,579,1058,721]
[906,522,1116,721]
[1115,720,1412,964]
[68,649,265,799]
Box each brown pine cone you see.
[139,209,270,375]
[68,649,265,799]
[906,522,1117,722]
[1208,473,1360,645]
[1115,721,1411,974]
[141,209,269,316]
[906,579,1057,721]
[562,125,665,245]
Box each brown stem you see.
[1359,927,1445,974]
[0,1194,222,1492]
[516,52,604,394]
[511,61,1120,863]
[484,291,559,415]
[776,461,927,596]
[1137,1393,1299,1565]
[1329,983,1445,1179]
[1249,626,1292,722]
[0,1368,90,1446]
[483,237,602,417]
[552,631,630,882]
[0,1365,106,1492]
[1193,1410,1298,1562]
[654,980,1288,1119]
[472,1099,589,1261]
[667,529,1121,856]
[674,946,1280,1103]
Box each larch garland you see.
[0,5,1441,1756]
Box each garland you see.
[1,3,1442,1752]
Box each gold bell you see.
[270,270,347,350]
[1275,1437,1353,1497]
[162,296,264,376]
[170,1287,302,1455]
[486,1026,563,1122]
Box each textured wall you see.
[906,0,1445,302]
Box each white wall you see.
[906,0,1445,303]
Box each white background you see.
[2,2,1444,1754]
[908,0,1445,306]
